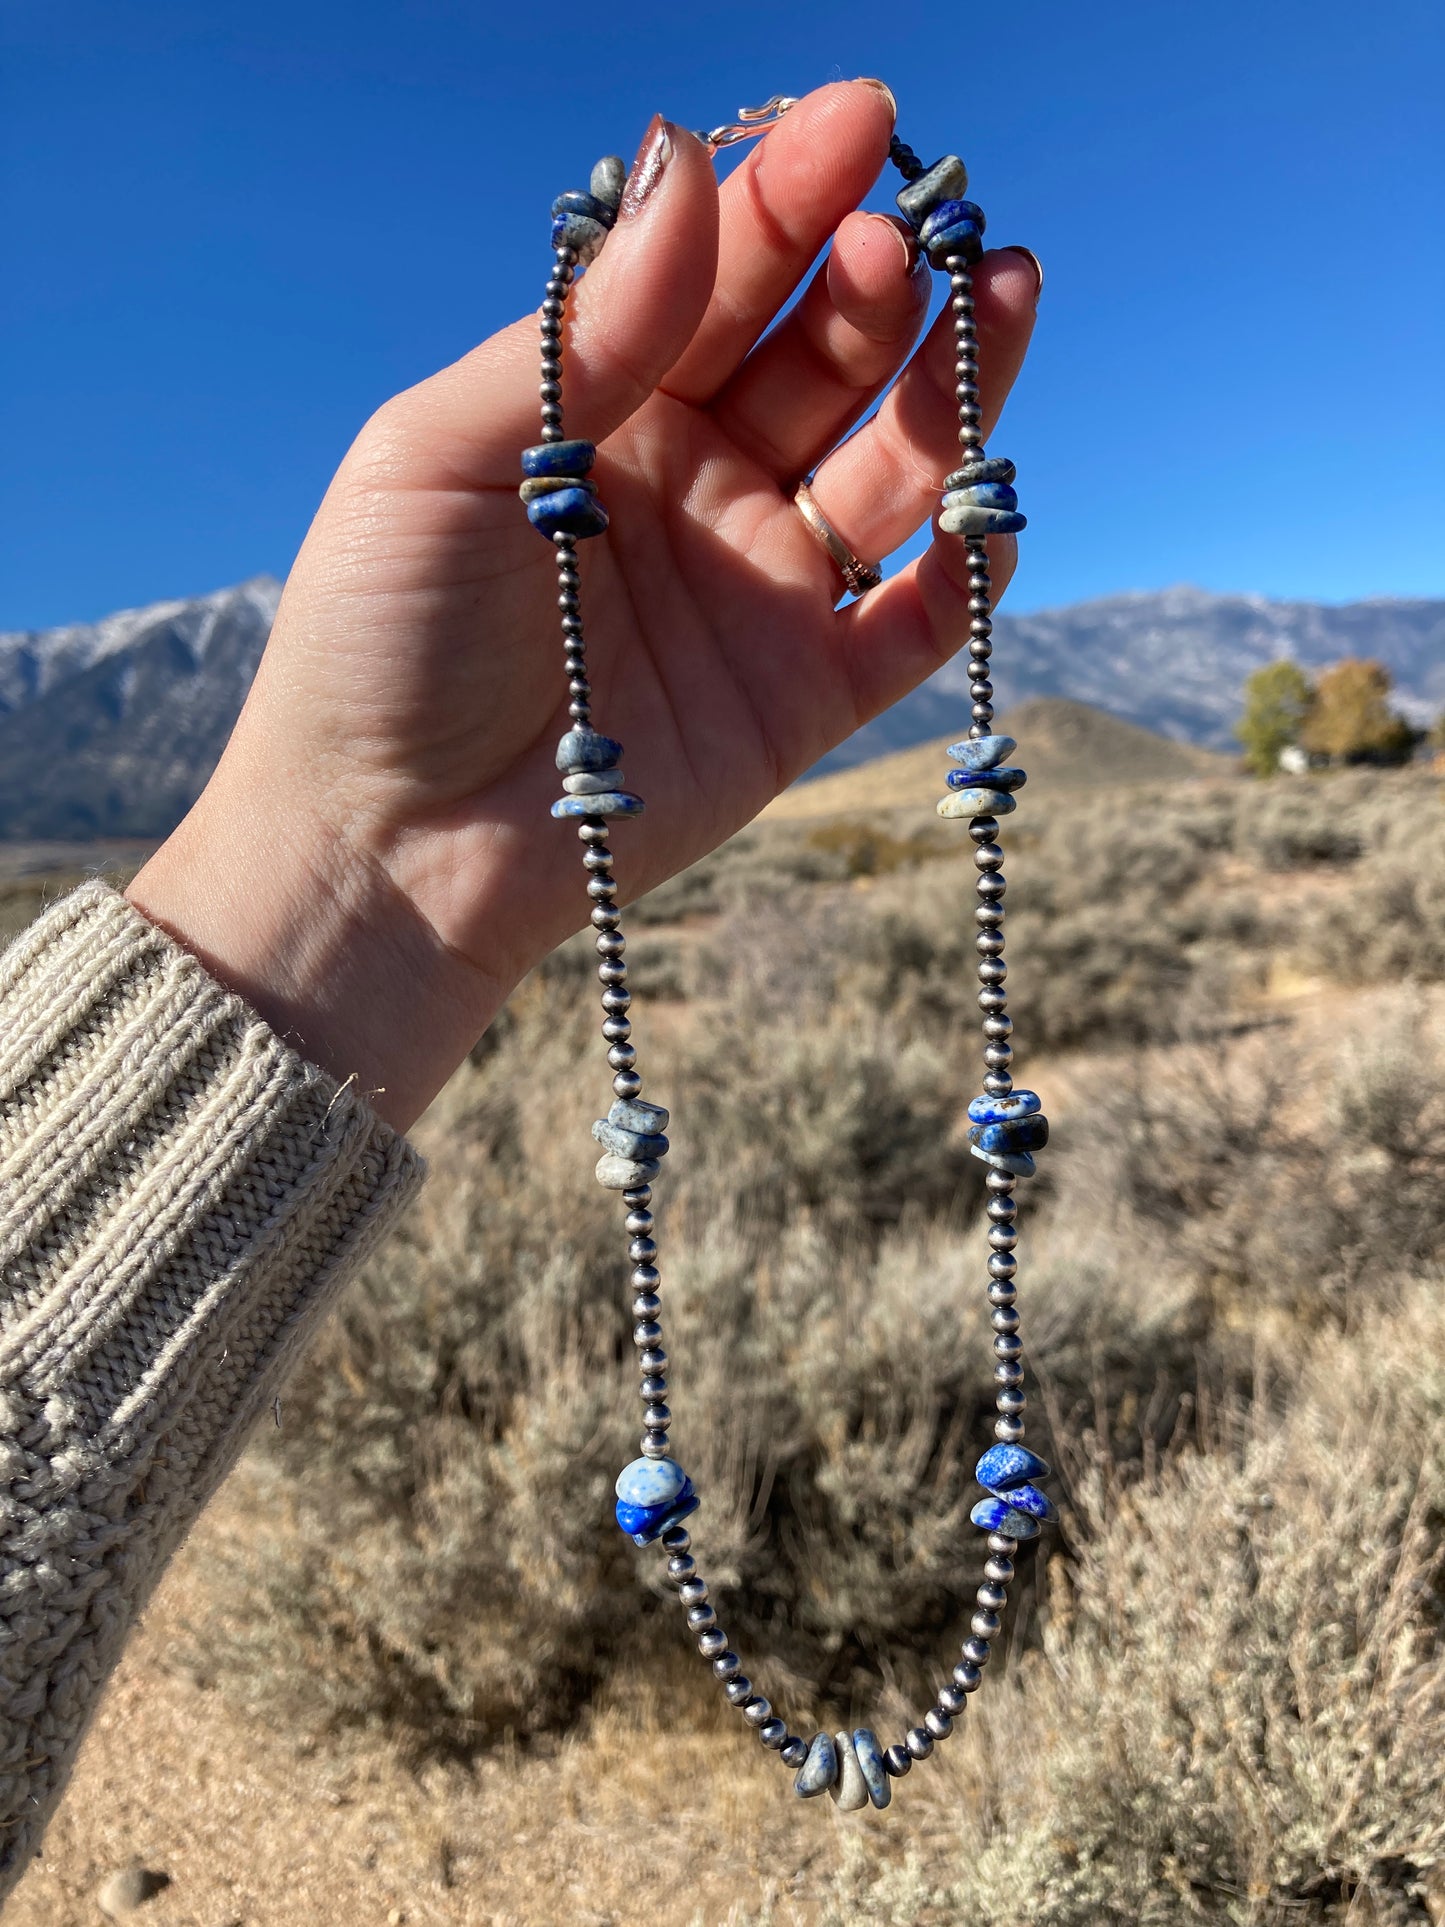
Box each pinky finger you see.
[830,532,1018,730]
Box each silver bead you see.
[984,1043,1013,1070]
[697,1629,728,1659]
[724,1677,752,1705]
[596,932,626,959]
[988,1227,1018,1252]
[995,1414,1026,1441]
[712,1651,741,1679]
[970,1610,1001,1639]
[667,1554,695,1582]
[639,1375,668,1401]
[642,1403,671,1429]
[632,1293,661,1319]
[633,1321,662,1348]
[641,1435,671,1458]
[995,1361,1024,1386]
[986,1195,1017,1223]
[626,1209,654,1236]
[986,1532,1017,1556]
[758,1719,788,1749]
[780,1738,809,1769]
[883,1744,912,1778]
[743,1697,773,1727]
[963,1638,991,1666]
[976,1582,1008,1612]
[993,1334,1023,1362]
[678,1577,709,1607]
[924,1708,953,1741]
[984,1554,1015,1585]
[639,1346,667,1374]
[983,1071,1013,1097]
[989,1252,1018,1279]
[613,1070,642,1100]
[661,1524,689,1551]
[632,1264,661,1291]
[938,1684,968,1717]
[629,1237,658,1264]
[952,1661,983,1693]
[607,1042,637,1069]
[905,1727,934,1761]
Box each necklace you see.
[519,97,1050,1811]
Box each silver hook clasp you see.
[695,96,799,156]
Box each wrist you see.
[126,763,504,1134]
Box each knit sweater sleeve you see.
[0,880,427,1896]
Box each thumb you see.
[387,118,719,483]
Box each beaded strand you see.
[518,116,1050,1810]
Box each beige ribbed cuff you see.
[0,880,426,1895]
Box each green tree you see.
[1237,660,1315,777]
[1299,658,1417,766]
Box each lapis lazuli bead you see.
[947,734,1016,772]
[614,1457,699,1545]
[942,482,1019,515]
[939,502,1028,537]
[852,1729,891,1810]
[523,440,596,480]
[556,726,622,773]
[976,1443,1053,1491]
[551,210,610,265]
[945,457,1017,490]
[971,1114,1050,1157]
[937,787,1017,821]
[551,188,617,230]
[592,1118,670,1161]
[920,198,987,247]
[550,791,645,819]
[923,216,984,269]
[969,1143,1036,1179]
[970,1496,1041,1539]
[610,1097,669,1135]
[998,1481,1057,1523]
[794,1731,838,1799]
[967,1090,1042,1126]
[615,1489,699,1544]
[527,485,609,538]
[895,155,968,229]
[946,765,1027,793]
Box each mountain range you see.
[0,577,1440,838]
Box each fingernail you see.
[853,77,898,124]
[619,114,674,222]
[871,212,920,276]
[1001,245,1044,304]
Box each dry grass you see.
[9,752,1445,1924]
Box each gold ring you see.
[793,479,883,597]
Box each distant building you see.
[1278,744,1311,775]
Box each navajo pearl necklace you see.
[519,98,1050,1810]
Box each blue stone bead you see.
[551,210,610,266]
[945,457,1017,490]
[551,188,617,230]
[920,198,987,246]
[895,156,969,229]
[923,217,984,268]
[615,1488,699,1545]
[942,482,1019,514]
[562,768,624,795]
[970,1496,1041,1539]
[976,1443,1053,1492]
[852,1729,891,1810]
[550,791,645,819]
[967,1090,1042,1125]
[592,1118,670,1161]
[615,1457,688,1508]
[997,1481,1057,1523]
[969,1143,1037,1179]
[519,475,598,506]
[947,734,1017,772]
[556,726,622,773]
[527,485,609,539]
[610,1097,670,1135]
[937,787,1017,821]
[970,1114,1050,1156]
[523,440,597,480]
[794,1731,838,1799]
[939,502,1028,537]
[946,765,1026,793]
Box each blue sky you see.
[2,0,1441,631]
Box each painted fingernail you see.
[1001,245,1044,304]
[619,115,674,222]
[853,77,898,123]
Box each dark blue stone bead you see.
[549,791,645,819]
[976,1443,1053,1491]
[944,458,1017,490]
[556,726,622,773]
[968,1143,1036,1179]
[616,1489,699,1545]
[970,1114,1050,1156]
[942,482,1019,514]
[527,485,609,539]
[852,1729,891,1810]
[970,1496,1041,1539]
[551,188,617,230]
[924,217,984,268]
[997,1481,1057,1523]
[947,734,1016,772]
[522,440,596,480]
[592,1118,670,1161]
[946,765,1027,793]
[967,1090,1042,1125]
[920,198,987,245]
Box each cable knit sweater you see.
[0,881,426,1898]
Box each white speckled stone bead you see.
[829,1731,870,1811]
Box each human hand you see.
[128,81,1039,1130]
